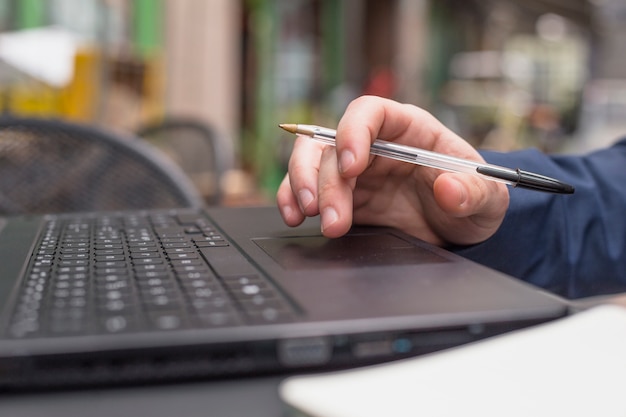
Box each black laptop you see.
[0,205,567,389]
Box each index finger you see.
[334,96,434,177]
[335,96,484,177]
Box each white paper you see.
[280,305,626,417]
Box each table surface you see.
[0,376,288,417]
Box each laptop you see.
[0,205,568,390]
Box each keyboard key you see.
[192,311,240,327]
[100,315,134,333]
[246,308,295,324]
[148,312,185,330]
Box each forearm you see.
[453,139,626,299]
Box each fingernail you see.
[280,204,293,221]
[339,150,355,174]
[298,188,314,211]
[321,207,339,232]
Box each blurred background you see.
[0,0,624,205]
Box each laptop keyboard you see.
[9,210,297,338]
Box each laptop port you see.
[352,339,394,358]
[277,336,332,367]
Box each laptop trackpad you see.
[253,233,447,270]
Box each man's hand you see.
[276,95,509,247]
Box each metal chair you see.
[135,118,232,205]
[0,116,204,215]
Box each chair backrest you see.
[135,118,232,205]
[0,116,204,215]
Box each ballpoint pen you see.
[279,123,575,194]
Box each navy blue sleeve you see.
[452,139,626,299]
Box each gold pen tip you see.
[278,123,297,134]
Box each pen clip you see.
[476,166,575,194]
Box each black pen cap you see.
[476,166,575,194]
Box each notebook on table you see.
[279,305,626,417]
[0,206,568,389]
